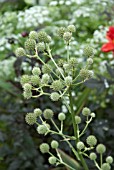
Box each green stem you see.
[69,89,89,170]
[100,153,103,168]
[67,44,70,62]
[47,45,65,79]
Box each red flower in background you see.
[101,26,114,52]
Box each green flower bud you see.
[75,116,81,124]
[88,70,94,79]
[29,31,38,40]
[91,112,95,118]
[51,80,63,91]
[25,113,36,125]
[31,75,40,85]
[51,140,59,149]
[32,67,41,76]
[63,32,72,42]
[67,25,76,32]
[106,156,113,164]
[63,63,71,72]
[37,124,48,134]
[79,68,89,80]
[23,83,32,91]
[46,35,52,43]
[40,143,50,153]
[41,74,50,84]
[24,39,36,50]
[43,109,53,119]
[83,45,94,57]
[38,31,49,43]
[57,27,66,37]
[65,76,72,86]
[58,59,65,67]
[42,64,52,74]
[77,142,85,150]
[50,92,60,101]
[101,163,111,170]
[58,113,66,121]
[69,57,78,68]
[90,152,97,160]
[82,107,91,116]
[34,108,42,117]
[15,47,26,57]
[48,156,56,165]
[23,90,32,99]
[37,42,45,52]
[20,75,30,85]
[87,58,93,65]
[86,135,97,146]
[96,144,106,154]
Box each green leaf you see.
[0,80,18,96]
[75,88,90,115]
[58,149,82,170]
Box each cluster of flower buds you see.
[15,26,113,170]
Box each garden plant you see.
[16,25,113,170]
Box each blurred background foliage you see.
[0,0,114,169]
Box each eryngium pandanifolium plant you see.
[15,25,113,170]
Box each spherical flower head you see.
[43,109,53,119]
[57,27,66,37]
[29,31,38,40]
[24,39,36,51]
[32,67,41,76]
[23,83,32,92]
[82,107,91,116]
[89,152,97,160]
[83,45,94,57]
[42,64,51,74]
[79,68,90,80]
[106,156,113,164]
[58,113,66,121]
[86,135,97,147]
[63,32,72,42]
[48,156,56,165]
[41,74,50,84]
[101,163,111,170]
[77,141,85,150]
[91,112,96,118]
[34,108,42,117]
[67,25,76,33]
[75,116,81,124]
[20,75,30,85]
[50,92,60,101]
[58,59,65,67]
[51,140,59,149]
[37,124,48,134]
[25,113,36,125]
[23,90,32,99]
[65,76,72,86]
[63,63,71,72]
[31,75,40,85]
[40,143,50,153]
[37,42,45,52]
[96,144,106,154]
[51,80,63,91]
[38,31,49,43]
[87,58,93,65]
[88,70,94,79]
[15,47,26,57]
[69,57,78,68]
